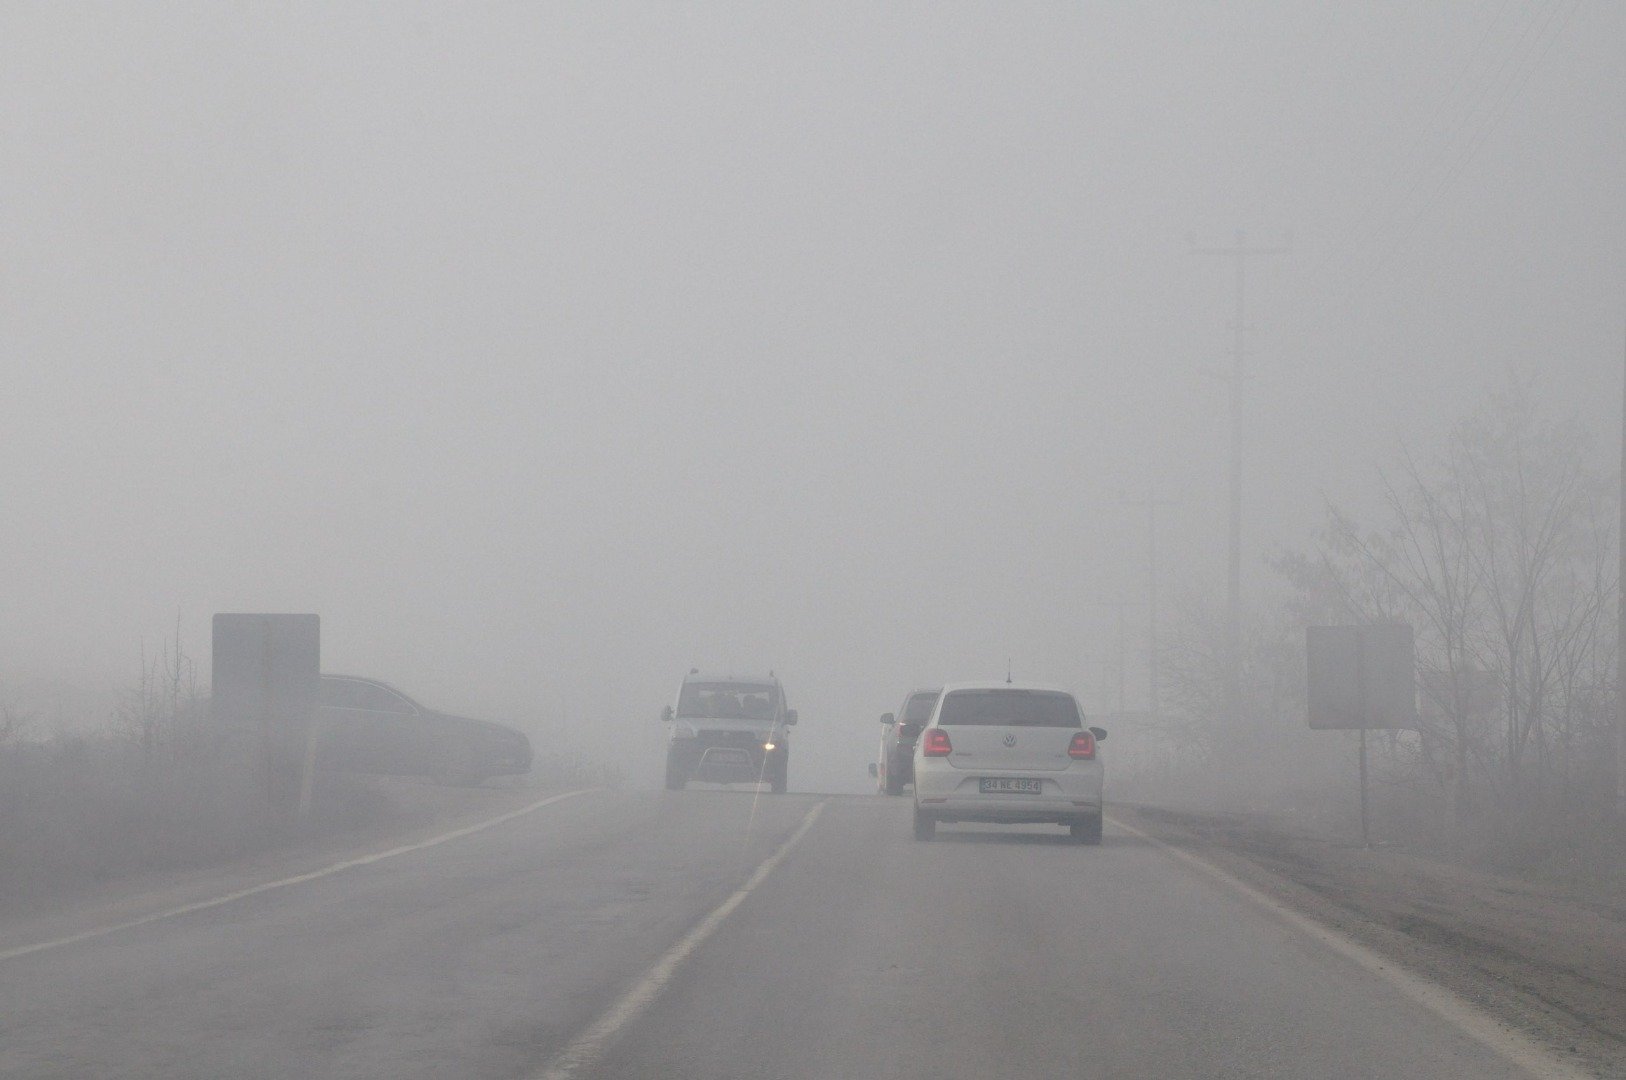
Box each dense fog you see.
[4,3,1623,797]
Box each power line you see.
[1276,0,1581,356]
[1304,0,1523,285]
[1351,0,1579,293]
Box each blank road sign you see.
[211,613,320,744]
[1306,624,1417,730]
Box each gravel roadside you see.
[1116,804,1626,1079]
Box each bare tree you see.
[1278,380,1617,843]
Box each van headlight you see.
[672,721,698,739]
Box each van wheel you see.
[1070,814,1102,845]
[912,806,936,841]
[769,753,788,794]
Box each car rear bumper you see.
[913,796,1101,823]
[913,762,1101,821]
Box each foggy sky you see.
[4,3,1623,791]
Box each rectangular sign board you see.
[212,614,321,813]
[211,613,320,736]
[1307,623,1417,730]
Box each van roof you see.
[681,671,781,686]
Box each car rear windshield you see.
[678,682,779,720]
[936,689,1081,728]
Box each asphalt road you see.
[0,789,1582,1079]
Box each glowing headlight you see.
[763,741,776,752]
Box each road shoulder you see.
[1115,804,1626,1080]
[0,778,574,957]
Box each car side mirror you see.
[1089,726,1107,741]
[868,763,878,777]
[661,705,674,723]
[785,709,798,725]
[880,712,895,725]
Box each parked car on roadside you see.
[872,688,940,795]
[911,682,1106,844]
[316,674,532,785]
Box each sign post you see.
[1307,624,1418,847]
[1358,728,1369,848]
[211,614,320,818]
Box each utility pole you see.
[1618,323,1626,816]
[1087,599,1141,719]
[1191,231,1288,734]
[1122,491,1179,721]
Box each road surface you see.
[0,789,1587,1079]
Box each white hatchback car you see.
[911,682,1106,844]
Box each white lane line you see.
[0,787,601,964]
[1109,815,1594,1080]
[535,798,828,1080]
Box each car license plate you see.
[980,777,1042,794]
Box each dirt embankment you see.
[1118,804,1626,1080]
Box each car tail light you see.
[1068,731,1096,759]
[922,729,952,757]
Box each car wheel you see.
[912,805,936,841]
[436,744,483,787]
[664,754,688,791]
[884,759,906,796]
[769,752,788,794]
[1070,814,1102,845]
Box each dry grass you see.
[0,732,395,911]
[0,638,615,912]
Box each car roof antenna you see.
[1006,660,1013,685]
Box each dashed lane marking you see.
[534,798,828,1079]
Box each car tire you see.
[912,805,936,841]
[435,744,483,787]
[664,755,688,791]
[1070,814,1103,845]
[884,760,906,796]
[769,752,788,794]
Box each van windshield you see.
[937,689,1080,728]
[677,682,779,720]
